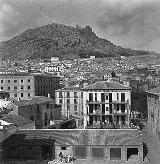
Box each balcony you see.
[86,100,107,104]
[111,100,129,104]
[87,110,113,115]
[87,110,101,115]
[113,110,128,115]
[86,100,129,105]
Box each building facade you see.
[83,81,131,129]
[55,87,84,118]
[34,74,60,100]
[0,73,60,100]
[55,81,131,129]
[146,86,160,139]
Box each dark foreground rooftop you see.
[1,129,142,147]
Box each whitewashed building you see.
[82,81,131,128]
[55,81,131,129]
[55,87,84,117]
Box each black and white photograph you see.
[0,0,160,163]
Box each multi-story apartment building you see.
[83,81,131,128]
[55,87,84,117]
[146,86,160,139]
[0,73,60,100]
[55,81,131,129]
[34,74,60,99]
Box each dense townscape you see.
[0,24,160,164]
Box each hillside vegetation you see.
[0,23,155,60]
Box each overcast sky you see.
[0,0,160,52]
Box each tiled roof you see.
[1,114,34,127]
[13,96,54,107]
[1,129,142,146]
[145,86,160,95]
[83,81,131,90]
[56,87,82,91]
[0,73,31,76]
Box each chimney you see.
[48,93,50,98]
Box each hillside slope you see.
[0,23,154,60]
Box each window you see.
[59,99,62,104]
[28,86,31,90]
[74,92,78,98]
[21,86,24,90]
[47,103,50,109]
[106,96,108,100]
[51,112,53,119]
[21,93,23,97]
[74,105,77,111]
[61,147,66,150]
[74,99,77,104]
[121,104,125,113]
[8,80,10,83]
[21,79,23,83]
[92,147,104,159]
[95,93,97,101]
[1,87,3,90]
[28,93,30,97]
[117,93,119,101]
[67,105,70,110]
[14,93,17,97]
[121,116,125,125]
[14,86,17,90]
[106,107,108,111]
[127,148,138,160]
[89,93,93,101]
[45,113,48,120]
[109,93,112,102]
[14,80,17,83]
[117,105,119,111]
[67,99,70,104]
[101,93,105,102]
[67,92,70,97]
[74,146,87,159]
[117,116,119,123]
[28,79,30,83]
[110,148,121,160]
[59,92,63,98]
[1,80,3,83]
[8,86,10,90]
[121,93,125,102]
[81,92,83,98]
[95,116,98,122]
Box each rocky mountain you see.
[0,23,156,60]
